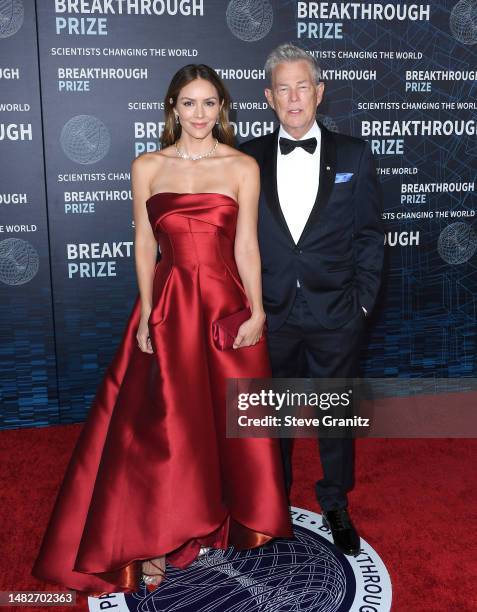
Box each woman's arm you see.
[131,154,158,353]
[233,155,266,349]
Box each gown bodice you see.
[146,192,239,268]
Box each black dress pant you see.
[266,288,365,511]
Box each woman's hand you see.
[233,311,266,349]
[136,315,154,353]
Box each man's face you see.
[265,60,324,139]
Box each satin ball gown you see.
[31,192,293,594]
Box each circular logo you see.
[438,221,477,264]
[60,115,111,165]
[450,0,477,45]
[0,238,39,285]
[0,0,24,38]
[88,507,392,612]
[226,0,273,42]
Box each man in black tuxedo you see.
[240,43,384,556]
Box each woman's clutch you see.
[212,307,252,350]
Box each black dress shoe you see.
[322,508,361,556]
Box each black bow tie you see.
[279,136,317,155]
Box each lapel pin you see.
[326,165,331,171]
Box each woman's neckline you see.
[146,191,238,206]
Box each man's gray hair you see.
[264,43,322,85]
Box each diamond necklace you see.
[174,138,218,161]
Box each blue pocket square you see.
[335,172,354,183]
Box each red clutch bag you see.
[212,307,252,350]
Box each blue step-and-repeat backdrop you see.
[1,1,476,429]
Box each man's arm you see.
[353,142,385,315]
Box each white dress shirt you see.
[277,122,321,288]
[277,121,321,244]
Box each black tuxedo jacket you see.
[240,123,384,331]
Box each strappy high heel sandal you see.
[141,558,166,592]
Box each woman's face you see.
[174,78,221,140]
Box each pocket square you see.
[335,172,354,183]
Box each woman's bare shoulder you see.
[218,144,259,172]
[234,149,260,179]
[131,151,157,171]
[131,148,177,179]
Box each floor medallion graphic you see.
[88,507,392,612]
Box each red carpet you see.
[1,425,476,611]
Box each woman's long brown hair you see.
[160,64,235,149]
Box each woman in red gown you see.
[31,64,293,595]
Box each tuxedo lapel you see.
[297,124,337,246]
[262,129,295,245]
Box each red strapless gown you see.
[32,192,293,594]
